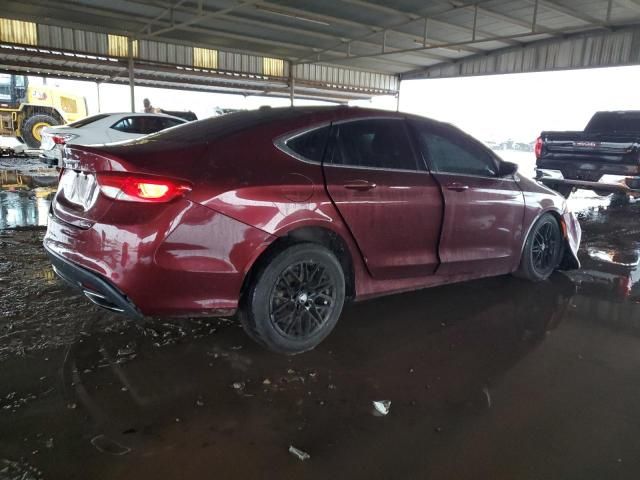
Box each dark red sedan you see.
[44,107,581,353]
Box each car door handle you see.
[344,181,377,191]
[445,182,469,192]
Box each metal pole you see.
[128,37,135,112]
[289,67,295,107]
[423,17,429,47]
[472,5,478,41]
[96,81,101,113]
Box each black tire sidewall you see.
[243,244,345,354]
[23,114,60,148]
[519,214,563,281]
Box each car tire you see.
[22,114,60,148]
[515,213,563,282]
[240,243,345,354]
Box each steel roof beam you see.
[527,0,608,26]
[340,0,521,46]
[4,0,412,72]
[252,1,485,60]
[146,0,263,37]
[318,21,623,64]
[123,0,453,63]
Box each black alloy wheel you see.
[240,243,345,354]
[515,213,563,282]
[269,261,338,340]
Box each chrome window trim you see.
[433,171,517,182]
[273,122,331,166]
[273,116,422,173]
[328,116,425,173]
[322,163,432,175]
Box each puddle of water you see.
[0,190,53,229]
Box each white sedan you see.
[40,112,187,166]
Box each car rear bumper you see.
[536,168,640,194]
[44,199,275,318]
[45,243,143,318]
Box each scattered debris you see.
[0,458,44,479]
[90,435,131,456]
[372,400,391,416]
[262,378,272,385]
[289,445,311,461]
[482,386,492,408]
[232,382,245,390]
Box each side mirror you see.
[499,161,518,177]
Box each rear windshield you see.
[585,112,640,133]
[67,113,110,128]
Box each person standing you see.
[143,98,160,113]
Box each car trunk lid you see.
[52,139,207,228]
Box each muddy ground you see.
[2,177,640,479]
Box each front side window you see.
[328,119,418,171]
[412,122,497,177]
[285,126,329,162]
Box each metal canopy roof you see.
[2,0,640,99]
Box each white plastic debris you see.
[289,445,311,461]
[372,400,391,416]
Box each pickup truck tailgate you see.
[541,132,640,165]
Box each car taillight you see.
[51,134,77,145]
[97,173,192,203]
[534,136,543,158]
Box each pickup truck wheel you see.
[240,243,345,355]
[554,185,573,199]
[610,193,630,207]
[515,214,563,282]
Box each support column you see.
[128,37,135,113]
[396,79,401,112]
[96,82,101,113]
[289,67,295,107]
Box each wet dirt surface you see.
[2,192,640,479]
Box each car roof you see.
[142,106,416,143]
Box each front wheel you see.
[515,214,563,282]
[240,243,345,354]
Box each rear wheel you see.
[240,243,345,354]
[22,114,60,148]
[516,214,563,282]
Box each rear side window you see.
[111,116,167,135]
[586,112,640,133]
[285,126,329,162]
[411,122,497,177]
[328,119,418,171]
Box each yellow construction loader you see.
[0,74,87,148]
